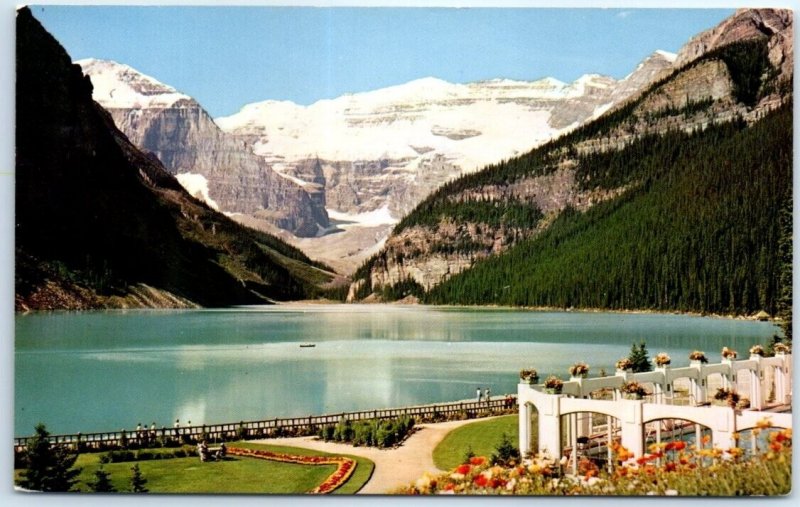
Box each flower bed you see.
[395,426,793,496]
[227,447,356,494]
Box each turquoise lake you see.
[15,305,780,436]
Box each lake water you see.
[15,305,780,436]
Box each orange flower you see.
[770,442,783,453]
[756,418,772,429]
[469,456,486,466]
[702,435,711,445]
[673,441,687,451]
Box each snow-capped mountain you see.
[78,58,329,237]
[216,50,675,224]
[80,50,674,272]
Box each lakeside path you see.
[252,416,505,494]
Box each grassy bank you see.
[16,442,374,494]
[433,415,524,470]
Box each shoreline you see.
[15,298,784,328]
[282,299,782,325]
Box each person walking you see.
[476,387,482,402]
[485,387,491,402]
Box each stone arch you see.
[643,416,713,452]
[558,408,622,474]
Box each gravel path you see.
[252,416,503,494]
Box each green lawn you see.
[433,415,528,471]
[18,443,374,494]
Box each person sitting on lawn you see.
[198,440,210,462]
[215,442,227,461]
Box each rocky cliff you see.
[78,59,329,237]
[15,7,334,311]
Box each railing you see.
[14,397,517,453]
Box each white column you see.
[537,395,562,459]
[619,399,644,458]
[749,362,763,410]
[711,406,737,450]
[774,355,790,404]
[606,415,614,472]
[571,413,578,475]
[518,401,531,458]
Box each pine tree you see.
[628,341,653,373]
[88,467,116,493]
[18,423,81,492]
[130,464,148,493]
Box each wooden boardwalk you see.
[14,396,516,453]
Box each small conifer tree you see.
[88,467,116,492]
[18,423,81,492]
[130,464,148,493]
[628,341,653,373]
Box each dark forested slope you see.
[15,7,334,310]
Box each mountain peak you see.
[76,58,192,109]
[674,8,792,69]
[653,50,677,62]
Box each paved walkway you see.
[252,416,504,494]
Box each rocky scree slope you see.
[77,58,329,237]
[15,7,334,311]
[348,8,793,313]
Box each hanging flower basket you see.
[749,344,766,357]
[654,352,671,367]
[519,368,539,384]
[568,362,589,378]
[721,347,738,361]
[620,380,648,400]
[688,350,708,364]
[615,358,633,372]
[713,387,740,409]
[773,342,791,355]
[543,375,563,394]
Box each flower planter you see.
[544,388,562,395]
[616,369,632,376]
[623,393,643,400]
[690,360,705,368]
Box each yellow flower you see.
[756,417,772,429]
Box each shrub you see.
[490,433,520,466]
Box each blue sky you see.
[32,6,734,118]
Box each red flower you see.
[469,456,486,466]
[673,441,686,451]
[665,462,677,472]
[488,478,506,489]
[455,464,471,475]
[473,474,488,488]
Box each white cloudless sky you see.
[32,4,736,118]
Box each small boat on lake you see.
[299,343,316,348]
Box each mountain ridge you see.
[15,7,335,311]
[347,7,793,322]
